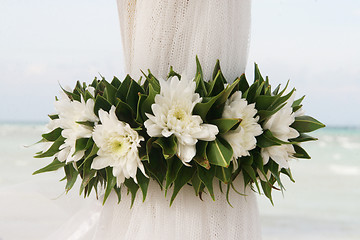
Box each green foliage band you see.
[34,58,325,206]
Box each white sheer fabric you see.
[41,1,261,239]
[82,1,261,239]
[118,0,251,82]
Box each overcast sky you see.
[0,0,359,126]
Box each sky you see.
[0,0,359,126]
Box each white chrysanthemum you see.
[54,91,99,163]
[261,92,300,169]
[91,106,146,186]
[222,91,263,164]
[144,76,219,164]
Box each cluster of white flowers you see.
[91,106,146,186]
[43,89,146,186]
[222,91,263,168]
[261,93,300,169]
[53,90,99,163]
[42,77,302,186]
[144,76,219,165]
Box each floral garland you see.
[34,58,325,206]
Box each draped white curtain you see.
[45,1,262,239]
[82,1,262,239]
[118,0,252,82]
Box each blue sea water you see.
[0,124,359,239]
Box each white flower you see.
[222,91,263,166]
[91,106,146,186]
[261,92,300,169]
[144,76,219,165]
[54,91,99,163]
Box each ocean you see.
[0,124,359,240]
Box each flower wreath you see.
[34,58,325,206]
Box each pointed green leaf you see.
[215,165,233,184]
[191,172,202,196]
[116,75,131,102]
[165,156,183,191]
[65,164,78,192]
[291,115,325,133]
[141,84,157,120]
[136,169,150,202]
[193,141,210,169]
[153,136,177,159]
[197,165,215,200]
[209,118,241,134]
[207,137,233,168]
[256,129,295,148]
[42,128,62,141]
[111,76,121,89]
[126,79,145,113]
[34,136,65,158]
[33,158,65,175]
[94,95,112,116]
[293,144,311,159]
[124,178,140,208]
[290,133,318,143]
[170,166,195,205]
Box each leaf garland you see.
[34,59,325,206]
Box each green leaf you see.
[256,130,294,148]
[111,76,121,89]
[254,63,264,82]
[256,103,286,122]
[238,74,249,93]
[191,172,202,196]
[208,70,225,96]
[76,121,95,128]
[170,166,195,205]
[94,95,112,116]
[196,56,204,81]
[74,138,88,155]
[291,115,325,133]
[215,165,233,184]
[141,84,157,120]
[114,186,122,203]
[137,169,150,202]
[145,139,167,187]
[209,118,241,134]
[116,75,131,102]
[34,136,65,158]
[193,94,222,121]
[115,99,138,128]
[102,80,117,105]
[281,168,295,182]
[292,95,305,107]
[207,78,240,119]
[136,94,147,123]
[153,136,177,159]
[165,156,183,191]
[167,66,181,79]
[33,158,65,175]
[48,114,59,120]
[194,79,240,121]
[42,128,62,141]
[293,144,311,159]
[64,164,78,192]
[124,178,140,208]
[197,165,215,200]
[290,133,318,143]
[193,141,210,169]
[103,168,117,204]
[126,79,145,113]
[207,137,233,168]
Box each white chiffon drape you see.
[78,1,261,239]
[27,1,261,239]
